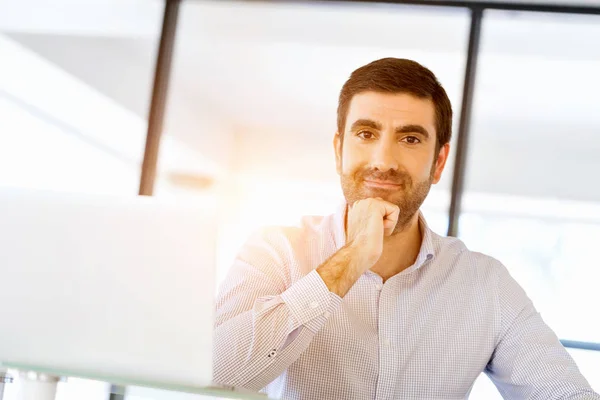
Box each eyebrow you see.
[395,124,430,140]
[350,119,382,132]
[350,119,430,140]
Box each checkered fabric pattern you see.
[213,203,599,400]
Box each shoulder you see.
[430,232,510,285]
[433,233,531,310]
[238,212,336,269]
[245,213,331,247]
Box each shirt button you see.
[268,349,277,358]
[375,284,383,290]
[309,301,319,309]
[426,254,434,261]
[383,338,391,347]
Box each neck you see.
[371,212,423,282]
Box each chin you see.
[363,188,402,203]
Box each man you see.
[213,58,599,399]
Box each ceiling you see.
[2,0,600,202]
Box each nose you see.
[371,140,398,172]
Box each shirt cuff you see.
[280,269,343,330]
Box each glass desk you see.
[1,363,271,400]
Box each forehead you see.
[345,91,436,130]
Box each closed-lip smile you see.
[363,179,402,189]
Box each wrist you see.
[347,239,379,270]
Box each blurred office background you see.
[0,0,599,398]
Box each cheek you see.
[340,146,364,174]
[403,152,432,174]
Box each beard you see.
[340,164,434,234]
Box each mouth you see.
[363,179,403,190]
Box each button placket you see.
[376,285,397,399]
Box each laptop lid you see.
[0,187,216,389]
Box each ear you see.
[334,131,343,175]
[432,143,450,184]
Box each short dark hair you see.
[337,58,453,152]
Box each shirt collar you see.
[332,201,436,270]
[414,212,436,269]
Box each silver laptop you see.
[0,187,216,390]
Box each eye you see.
[402,136,421,144]
[357,130,375,140]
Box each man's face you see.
[334,91,450,233]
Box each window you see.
[461,9,600,393]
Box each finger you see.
[382,204,399,236]
[383,218,396,230]
[382,203,400,222]
[384,217,399,234]
[383,219,396,236]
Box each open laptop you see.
[0,187,217,390]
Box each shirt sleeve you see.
[486,264,599,399]
[212,228,343,391]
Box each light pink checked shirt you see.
[213,203,598,400]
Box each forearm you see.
[213,302,303,389]
[316,242,368,298]
[213,270,342,390]
[489,263,600,399]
